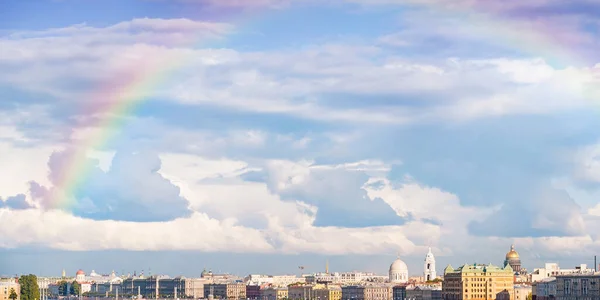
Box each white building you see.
[530,263,595,282]
[423,247,436,281]
[244,275,305,287]
[305,272,385,284]
[389,256,409,283]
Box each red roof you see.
[76,270,85,275]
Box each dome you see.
[76,270,85,275]
[389,257,409,284]
[505,245,520,260]
[389,258,408,272]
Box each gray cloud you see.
[250,165,405,228]
[468,187,586,237]
[0,194,33,210]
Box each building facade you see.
[185,278,206,299]
[204,283,246,300]
[442,263,514,300]
[532,277,556,300]
[260,287,288,300]
[342,285,392,300]
[531,264,595,283]
[512,285,531,300]
[406,286,442,300]
[0,281,20,300]
[289,285,316,300]
[313,286,342,300]
[555,274,600,300]
[392,286,407,300]
[424,248,437,282]
[247,285,262,300]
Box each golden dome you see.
[505,244,520,260]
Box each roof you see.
[444,263,514,275]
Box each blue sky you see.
[1,0,600,277]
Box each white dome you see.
[389,257,409,283]
[389,259,408,272]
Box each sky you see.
[1,0,600,278]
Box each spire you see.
[325,259,329,274]
[428,247,432,254]
[511,244,515,251]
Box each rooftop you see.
[444,263,513,275]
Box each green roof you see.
[444,263,514,275]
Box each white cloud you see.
[0,209,273,252]
[2,19,598,127]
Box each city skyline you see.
[2,0,600,277]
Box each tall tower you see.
[424,247,436,281]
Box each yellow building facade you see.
[0,281,20,300]
[314,286,342,300]
[442,263,514,300]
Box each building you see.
[246,275,306,287]
[204,283,246,299]
[90,282,123,296]
[201,269,240,283]
[390,256,409,284]
[424,248,437,282]
[392,286,407,300]
[289,285,316,300]
[531,263,595,283]
[504,245,522,274]
[342,285,392,300]
[555,274,600,300]
[305,273,385,285]
[0,280,20,300]
[247,285,262,300]
[313,286,342,300]
[532,277,556,300]
[185,278,207,299]
[442,263,514,300]
[406,285,442,300]
[260,287,288,300]
[512,284,532,300]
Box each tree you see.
[70,281,81,296]
[9,288,18,300]
[19,275,40,300]
[58,281,69,296]
[527,292,532,300]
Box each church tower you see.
[424,247,436,281]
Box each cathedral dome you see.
[390,258,408,273]
[389,257,409,283]
[505,245,520,260]
[76,270,85,275]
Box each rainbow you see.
[47,2,598,210]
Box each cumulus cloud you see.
[30,149,192,222]
[0,194,33,210]
[250,160,405,228]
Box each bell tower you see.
[424,247,437,281]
